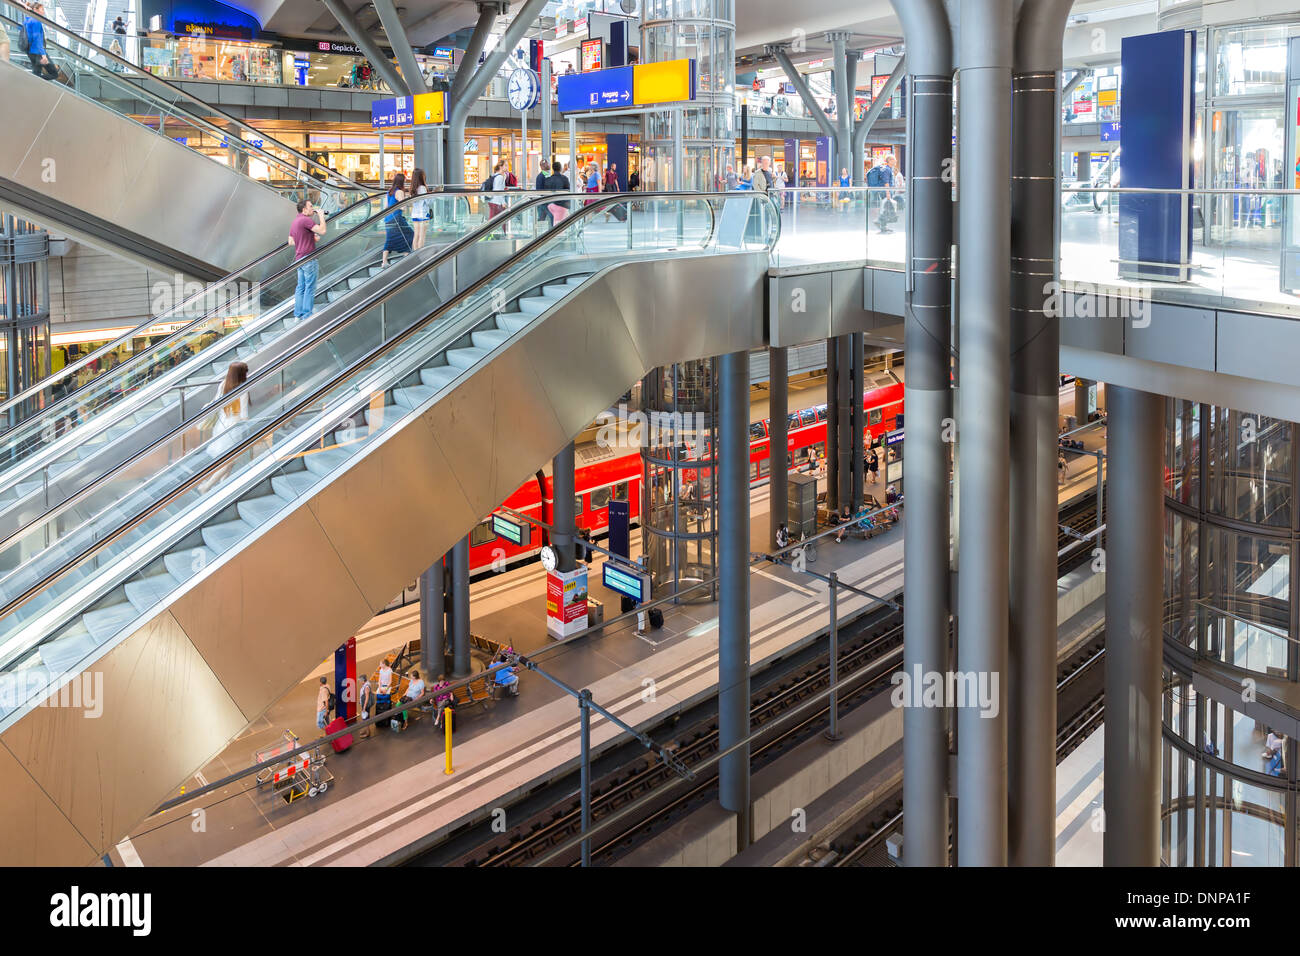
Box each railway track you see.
[1057,493,1105,576]
[406,602,905,867]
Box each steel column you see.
[419,557,445,676]
[1008,0,1074,866]
[836,334,852,515]
[830,33,853,181]
[717,349,751,846]
[541,58,553,164]
[450,537,471,677]
[768,346,789,549]
[853,58,906,185]
[956,0,1014,868]
[447,0,548,184]
[553,442,577,572]
[1103,385,1165,866]
[825,339,840,510]
[319,0,407,95]
[771,47,838,142]
[851,332,865,510]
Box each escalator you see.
[0,1,373,278]
[0,191,779,865]
[0,190,549,549]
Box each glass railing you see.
[1060,187,1300,316]
[768,185,906,269]
[0,191,780,721]
[0,1,370,211]
[0,192,551,509]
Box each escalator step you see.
[303,447,349,477]
[495,313,531,333]
[123,575,177,615]
[516,297,552,315]
[81,601,137,644]
[392,385,434,410]
[271,469,318,500]
[470,329,509,350]
[38,624,98,673]
[162,547,216,582]
[445,347,486,370]
[201,519,252,555]
[419,367,459,391]
[236,494,286,527]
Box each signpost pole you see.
[378,130,385,184]
[569,117,578,180]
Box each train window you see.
[470,521,495,548]
[869,408,883,425]
[800,409,817,426]
[575,495,584,516]
[614,481,629,501]
[788,413,801,431]
[750,462,759,481]
[592,486,612,510]
[749,421,767,440]
[815,404,827,422]
[758,459,770,477]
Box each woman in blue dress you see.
[381,172,413,267]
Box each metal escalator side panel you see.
[0,64,295,274]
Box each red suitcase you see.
[325,717,353,753]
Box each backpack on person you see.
[866,165,884,188]
[17,21,30,53]
[481,177,495,192]
[326,688,336,714]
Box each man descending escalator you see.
[22,3,59,81]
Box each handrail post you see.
[580,688,593,866]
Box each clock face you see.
[540,545,557,572]
[508,69,538,110]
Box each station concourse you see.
[0,0,1297,892]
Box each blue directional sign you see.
[557,65,634,113]
[1100,121,1121,142]
[371,95,414,129]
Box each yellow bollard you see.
[444,707,454,775]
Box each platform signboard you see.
[491,513,529,547]
[602,561,650,604]
[371,95,414,129]
[557,58,696,113]
[413,91,446,125]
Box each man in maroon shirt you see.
[289,199,327,319]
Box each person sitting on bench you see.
[397,669,425,730]
[491,656,520,697]
[432,679,453,728]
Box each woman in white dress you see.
[201,361,249,491]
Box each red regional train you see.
[458,380,904,576]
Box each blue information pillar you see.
[606,133,629,190]
[1118,31,1196,282]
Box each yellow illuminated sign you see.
[413,92,447,125]
[633,59,693,106]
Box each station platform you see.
[109,480,905,867]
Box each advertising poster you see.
[547,566,589,638]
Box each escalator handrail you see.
[0,2,365,194]
[0,191,779,639]
[0,191,591,561]
[0,190,548,441]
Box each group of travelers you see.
[379,167,433,267]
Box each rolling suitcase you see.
[649,607,665,630]
[325,717,353,753]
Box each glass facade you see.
[0,213,51,422]
[1162,397,1300,865]
[640,0,735,191]
[640,360,719,601]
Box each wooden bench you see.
[451,673,495,712]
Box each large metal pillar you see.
[830,32,854,180]
[717,349,751,847]
[852,58,906,185]
[1074,378,1093,425]
[825,339,840,510]
[956,0,1014,867]
[768,346,789,550]
[890,0,954,868]
[1103,385,1165,866]
[540,58,553,164]
[372,0,433,171]
[450,537,471,677]
[419,558,445,676]
[770,46,838,144]
[320,0,407,95]
[552,442,577,572]
[1008,0,1074,867]
[447,0,547,183]
[835,334,852,514]
[851,332,865,510]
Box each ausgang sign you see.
[556,58,696,113]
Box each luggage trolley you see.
[254,730,334,806]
